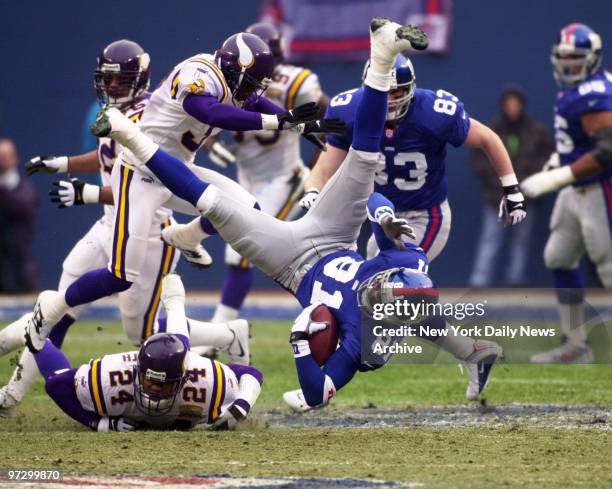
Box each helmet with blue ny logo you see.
[551,23,602,87]
[358,267,438,325]
[363,54,416,122]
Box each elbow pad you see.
[591,127,612,167]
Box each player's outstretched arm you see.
[464,118,526,226]
[289,304,359,407]
[521,112,612,198]
[49,180,113,208]
[25,150,100,176]
[367,192,416,251]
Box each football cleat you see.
[224,319,251,366]
[464,340,503,401]
[282,389,312,413]
[160,273,185,311]
[0,387,18,418]
[24,291,63,353]
[0,313,30,357]
[162,224,212,269]
[530,342,594,364]
[369,17,428,68]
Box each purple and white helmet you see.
[134,333,187,416]
[245,22,285,66]
[215,32,275,103]
[551,23,603,87]
[94,39,151,107]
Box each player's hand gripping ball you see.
[290,303,340,366]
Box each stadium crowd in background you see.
[469,86,554,287]
[0,138,39,292]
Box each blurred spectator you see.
[469,86,554,287]
[0,138,39,292]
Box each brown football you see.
[308,304,340,366]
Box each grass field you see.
[1,320,611,488]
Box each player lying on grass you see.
[35,17,502,411]
[22,274,262,432]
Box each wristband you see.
[499,173,519,187]
[82,184,101,204]
[57,156,69,173]
[261,113,279,130]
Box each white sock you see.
[195,185,219,214]
[0,314,28,355]
[437,323,476,361]
[183,217,209,244]
[6,349,38,402]
[235,373,262,413]
[212,303,240,323]
[164,299,188,338]
[559,302,586,346]
[111,118,159,163]
[44,291,70,326]
[188,318,234,349]
[363,68,393,92]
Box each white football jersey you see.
[96,95,171,227]
[74,350,238,430]
[234,63,322,184]
[135,53,231,166]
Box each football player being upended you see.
[26,274,262,432]
[521,24,612,363]
[32,18,502,412]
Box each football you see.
[308,304,340,366]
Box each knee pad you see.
[544,238,580,270]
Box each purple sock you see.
[48,314,75,348]
[34,340,71,380]
[45,368,100,430]
[220,266,253,310]
[199,217,218,235]
[64,268,131,308]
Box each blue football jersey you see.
[326,87,471,211]
[554,69,612,186]
[294,245,428,366]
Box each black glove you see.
[49,178,100,208]
[276,102,319,129]
[498,184,527,226]
[25,155,68,176]
[300,118,347,150]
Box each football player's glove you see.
[210,403,248,431]
[25,155,68,176]
[542,152,560,172]
[262,102,319,130]
[498,184,527,226]
[299,188,319,210]
[97,416,139,432]
[208,141,236,169]
[289,303,329,349]
[50,178,100,208]
[294,119,347,150]
[379,214,417,250]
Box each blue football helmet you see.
[358,267,438,325]
[551,23,602,87]
[363,54,416,122]
[134,333,187,416]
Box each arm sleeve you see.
[183,94,263,131]
[244,95,285,114]
[366,192,398,252]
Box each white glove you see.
[379,214,417,250]
[520,166,575,199]
[208,141,236,168]
[50,178,100,208]
[25,155,68,176]
[290,303,329,358]
[499,189,527,226]
[210,404,247,431]
[299,189,319,210]
[542,152,560,172]
[97,416,138,432]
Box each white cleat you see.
[0,313,31,357]
[162,224,212,269]
[224,319,251,366]
[530,342,594,364]
[89,107,140,147]
[369,17,428,67]
[283,389,312,413]
[464,340,503,401]
[24,291,63,353]
[0,387,18,418]
[160,273,186,310]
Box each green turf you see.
[1,320,611,488]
